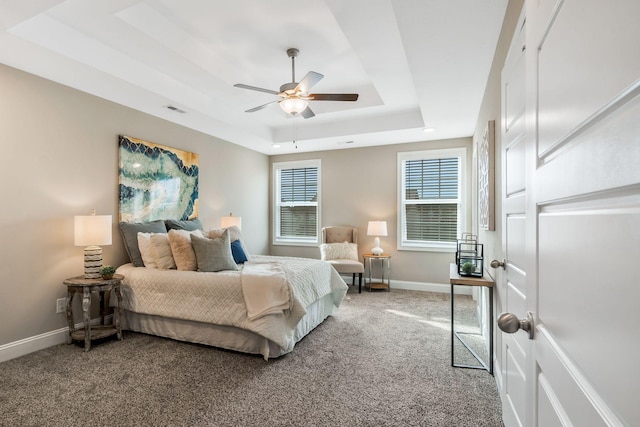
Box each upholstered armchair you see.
[320,226,364,293]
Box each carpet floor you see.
[0,287,503,427]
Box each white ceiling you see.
[0,0,508,155]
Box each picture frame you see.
[118,135,199,223]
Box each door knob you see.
[490,259,505,269]
[498,312,534,339]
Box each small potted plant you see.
[461,261,476,276]
[100,265,116,280]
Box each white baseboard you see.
[0,327,68,363]
[0,315,114,363]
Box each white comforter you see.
[116,255,348,352]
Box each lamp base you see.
[371,236,383,256]
[84,245,103,279]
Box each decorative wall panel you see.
[478,120,495,230]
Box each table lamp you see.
[367,220,388,256]
[221,212,242,230]
[74,209,112,279]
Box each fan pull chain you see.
[293,115,298,149]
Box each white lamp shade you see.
[221,214,242,229]
[367,221,388,237]
[279,97,308,115]
[74,214,112,246]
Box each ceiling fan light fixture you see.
[279,97,308,115]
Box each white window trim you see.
[397,148,466,252]
[272,159,321,246]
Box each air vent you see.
[164,105,186,114]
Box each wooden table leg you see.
[114,285,123,340]
[82,288,91,352]
[66,291,74,344]
[99,290,106,325]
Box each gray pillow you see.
[164,218,203,231]
[191,231,239,272]
[119,220,167,267]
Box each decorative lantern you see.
[456,233,484,277]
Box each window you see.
[273,159,321,245]
[398,148,466,251]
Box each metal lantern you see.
[456,234,484,277]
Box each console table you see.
[63,274,123,351]
[449,263,494,375]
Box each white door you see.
[499,0,640,425]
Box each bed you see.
[115,220,348,359]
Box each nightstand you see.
[63,274,123,351]
[363,253,391,291]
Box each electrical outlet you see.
[56,298,67,314]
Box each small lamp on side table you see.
[221,212,242,230]
[74,209,112,279]
[367,220,388,256]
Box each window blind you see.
[277,166,318,239]
[403,157,459,243]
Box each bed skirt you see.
[120,292,337,359]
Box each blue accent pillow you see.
[230,239,248,264]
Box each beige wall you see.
[269,137,472,285]
[471,0,524,271]
[0,64,269,346]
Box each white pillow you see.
[136,232,157,269]
[149,233,176,269]
[320,242,358,261]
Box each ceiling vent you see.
[164,105,186,114]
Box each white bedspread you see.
[116,255,347,353]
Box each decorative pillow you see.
[119,220,167,267]
[168,229,204,271]
[208,225,250,260]
[230,239,248,264]
[136,232,157,269]
[164,218,203,231]
[191,231,239,272]
[149,233,176,270]
[320,242,359,261]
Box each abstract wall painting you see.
[119,135,199,222]
[478,120,495,231]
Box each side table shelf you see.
[63,274,124,352]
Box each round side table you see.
[63,274,124,351]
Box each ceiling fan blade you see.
[308,93,359,102]
[245,100,279,113]
[301,106,315,119]
[234,83,279,95]
[295,71,324,94]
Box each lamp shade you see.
[367,221,388,237]
[221,213,242,230]
[74,214,112,246]
[279,97,308,115]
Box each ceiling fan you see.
[234,48,359,119]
